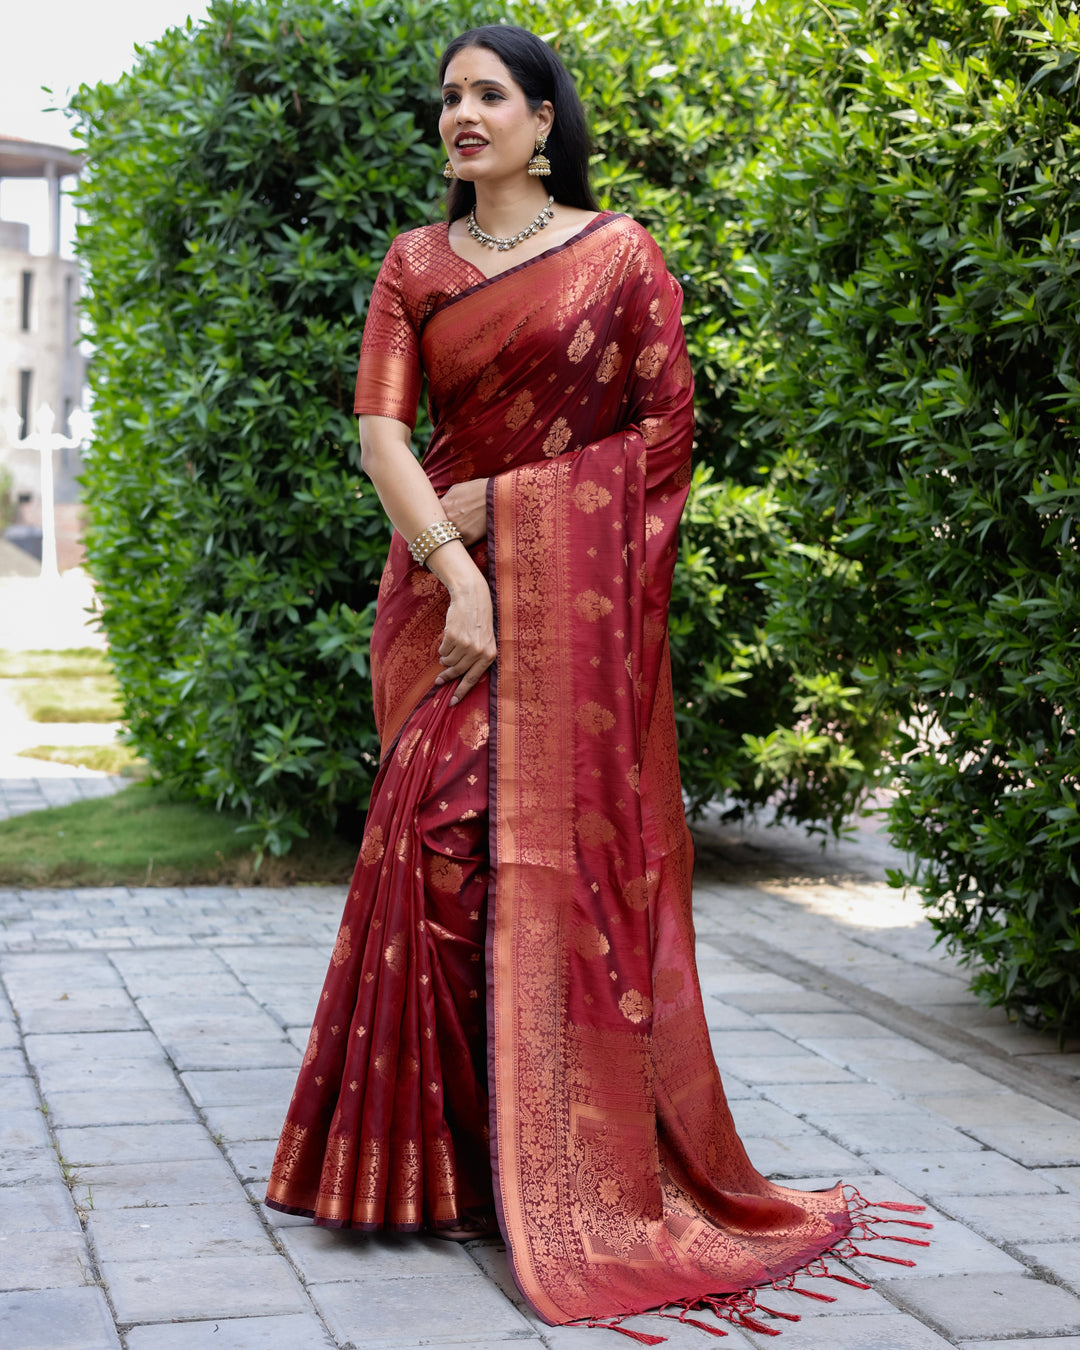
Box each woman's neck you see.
[470,181,554,236]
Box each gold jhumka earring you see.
[527,136,551,177]
[443,159,456,180]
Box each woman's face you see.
[439,46,553,188]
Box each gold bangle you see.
[409,519,462,567]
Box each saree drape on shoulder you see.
[266,214,925,1336]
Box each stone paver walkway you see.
[1,814,1079,1350]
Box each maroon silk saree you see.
[266,215,924,1335]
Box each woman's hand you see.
[433,569,496,705]
[440,477,490,547]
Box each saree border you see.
[487,463,576,1325]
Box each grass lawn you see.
[8,676,123,723]
[17,745,147,776]
[1,649,123,723]
[0,784,359,887]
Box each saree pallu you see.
[266,216,915,1333]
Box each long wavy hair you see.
[439,25,598,221]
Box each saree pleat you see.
[266,213,911,1329]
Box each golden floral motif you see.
[330,924,351,968]
[571,481,613,514]
[384,928,406,974]
[597,342,623,384]
[505,389,535,430]
[572,923,611,959]
[427,854,464,895]
[358,827,384,866]
[573,589,614,622]
[476,364,502,402]
[543,417,573,458]
[396,726,423,769]
[567,319,596,363]
[576,812,616,846]
[458,708,490,749]
[635,340,670,379]
[645,515,664,539]
[302,1026,319,1067]
[618,988,653,1024]
[575,701,616,736]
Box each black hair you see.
[438,25,598,220]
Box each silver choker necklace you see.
[466,196,555,252]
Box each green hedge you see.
[72,0,889,856]
[737,0,1080,1028]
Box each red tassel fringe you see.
[572,1189,930,1342]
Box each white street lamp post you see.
[2,402,94,582]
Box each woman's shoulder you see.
[593,212,672,273]
[383,220,450,268]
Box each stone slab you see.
[22,1031,161,1063]
[823,1113,982,1156]
[180,1068,298,1107]
[702,1000,761,1031]
[202,1103,288,1142]
[742,1134,864,1178]
[716,1056,860,1086]
[0,1286,121,1350]
[958,1123,1080,1168]
[801,1035,939,1067]
[70,1156,245,1211]
[738,1312,955,1348]
[727,1099,818,1137]
[762,1083,921,1118]
[277,1225,476,1283]
[45,1089,198,1129]
[757,1012,891,1039]
[0,1148,63,1186]
[118,972,244,999]
[163,1038,301,1071]
[88,1202,273,1263]
[14,991,142,1035]
[34,1056,180,1097]
[0,1181,80,1234]
[1039,1167,1080,1194]
[123,1315,338,1350]
[718,990,848,1015]
[0,1109,52,1152]
[916,1092,1076,1130]
[221,1138,277,1184]
[707,1030,804,1058]
[961,1341,1080,1349]
[860,1062,1011,1098]
[310,1271,532,1346]
[942,1192,1080,1243]
[846,1217,1023,1280]
[139,1013,285,1041]
[0,1048,28,1075]
[1017,1241,1080,1295]
[2,1077,42,1110]
[883,1272,1080,1340]
[101,1253,308,1322]
[864,1149,1061,1198]
[0,1229,92,1291]
[54,1123,220,1167]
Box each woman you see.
[266,24,924,1339]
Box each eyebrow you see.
[441,78,509,93]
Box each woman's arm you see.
[358,414,495,704]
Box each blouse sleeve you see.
[353,238,423,428]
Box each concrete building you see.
[0,136,86,572]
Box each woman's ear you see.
[537,100,554,140]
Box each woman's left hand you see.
[440,477,490,547]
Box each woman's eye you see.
[442,94,458,106]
